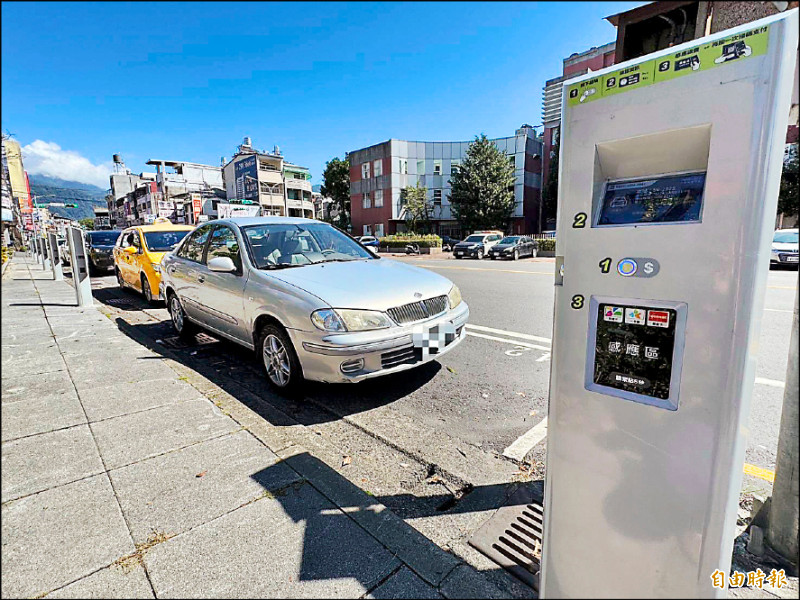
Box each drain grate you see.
[468,486,543,591]
[106,298,136,306]
[159,333,219,350]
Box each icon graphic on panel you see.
[715,41,752,64]
[625,307,646,325]
[617,258,638,277]
[579,88,597,103]
[604,306,624,323]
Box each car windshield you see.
[499,237,520,244]
[143,230,190,252]
[464,235,486,243]
[243,222,373,269]
[773,231,798,244]
[88,231,119,245]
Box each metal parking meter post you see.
[47,232,63,281]
[41,234,51,271]
[66,226,92,307]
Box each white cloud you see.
[21,140,114,188]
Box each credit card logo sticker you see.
[604,306,624,322]
[647,310,670,328]
[625,308,646,325]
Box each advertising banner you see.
[234,156,259,201]
[217,202,260,219]
[191,193,202,222]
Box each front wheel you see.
[513,249,519,261]
[116,268,125,289]
[476,249,484,260]
[168,293,196,339]
[257,324,303,394]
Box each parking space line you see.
[743,463,775,483]
[465,330,551,351]
[503,417,548,461]
[466,324,552,344]
[416,264,554,276]
[754,377,786,388]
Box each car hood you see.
[492,244,516,251]
[454,242,478,248]
[772,242,799,252]
[265,258,454,311]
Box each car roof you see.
[131,223,195,232]
[214,216,328,228]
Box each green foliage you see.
[378,234,442,248]
[320,157,351,231]
[400,181,431,233]
[449,134,516,233]
[542,144,559,226]
[778,144,798,218]
[79,218,95,229]
[537,238,556,251]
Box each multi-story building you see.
[146,159,225,225]
[349,126,543,239]
[541,42,616,230]
[2,138,33,241]
[222,138,314,219]
[108,155,157,228]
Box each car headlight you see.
[151,264,161,273]
[311,308,391,332]
[448,285,462,309]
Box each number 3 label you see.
[571,294,584,309]
[572,213,587,228]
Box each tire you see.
[141,274,156,305]
[513,249,519,261]
[490,255,496,260]
[168,292,196,339]
[531,248,538,258]
[257,323,303,394]
[455,255,462,260]
[116,268,125,289]
[476,249,484,260]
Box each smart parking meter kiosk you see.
[541,11,798,599]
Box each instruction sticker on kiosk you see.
[586,297,687,411]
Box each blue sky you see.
[1,1,643,187]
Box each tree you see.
[320,156,351,231]
[400,181,431,233]
[541,143,559,229]
[449,134,516,233]
[79,218,94,229]
[778,144,798,218]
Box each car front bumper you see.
[489,250,514,259]
[453,247,481,258]
[290,301,470,383]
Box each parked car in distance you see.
[453,232,504,259]
[160,217,469,392]
[770,228,798,268]
[84,230,122,273]
[356,235,379,247]
[488,236,538,260]
[113,218,194,304]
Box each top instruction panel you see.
[566,24,769,107]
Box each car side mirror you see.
[123,246,137,255]
[207,256,237,272]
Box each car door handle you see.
[168,266,176,274]
[197,275,205,283]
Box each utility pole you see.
[766,281,799,564]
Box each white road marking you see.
[466,324,552,344]
[764,308,793,313]
[537,351,551,362]
[755,377,786,388]
[503,416,548,461]
[465,331,551,351]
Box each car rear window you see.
[88,231,120,245]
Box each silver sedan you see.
[160,217,469,391]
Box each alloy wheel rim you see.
[171,297,183,331]
[263,334,290,387]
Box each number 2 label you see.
[572,213,587,228]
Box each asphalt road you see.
[81,254,796,494]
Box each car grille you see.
[387,295,448,325]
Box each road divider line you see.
[754,377,786,388]
[465,331,551,351]
[503,417,548,461]
[743,463,775,483]
[415,264,554,276]
[466,324,552,344]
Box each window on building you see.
[399,159,408,174]
[375,223,385,237]
[450,160,460,175]
[361,162,371,179]
[417,160,425,175]
[508,155,516,168]
[433,190,442,205]
[363,224,372,236]
[433,160,442,175]
[362,192,371,209]
[374,189,384,208]
[373,160,382,177]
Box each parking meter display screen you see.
[593,304,677,400]
[596,172,706,226]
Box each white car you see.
[770,228,798,268]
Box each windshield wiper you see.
[261,263,305,270]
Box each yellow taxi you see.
[113,217,195,304]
